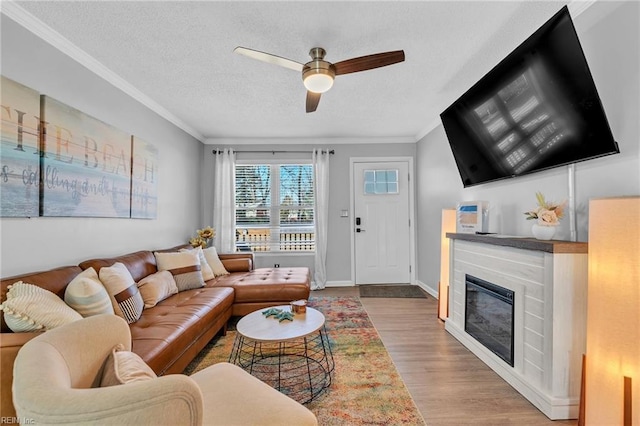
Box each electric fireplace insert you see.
[465,274,515,366]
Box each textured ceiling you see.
[9,1,583,143]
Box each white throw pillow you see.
[4,280,51,299]
[99,263,145,324]
[0,282,82,332]
[137,271,179,308]
[202,246,229,277]
[64,267,114,317]
[180,246,215,281]
[154,251,205,292]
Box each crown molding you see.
[205,136,417,145]
[1,1,204,142]
[568,0,597,17]
[414,117,444,142]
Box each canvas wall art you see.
[0,76,41,217]
[131,136,158,219]
[40,95,132,217]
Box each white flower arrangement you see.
[524,192,567,226]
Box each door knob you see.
[356,228,366,233]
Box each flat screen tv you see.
[440,6,619,188]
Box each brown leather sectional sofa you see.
[0,244,311,422]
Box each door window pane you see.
[363,169,399,194]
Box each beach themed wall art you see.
[0,76,41,217]
[130,136,158,219]
[40,95,132,217]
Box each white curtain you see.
[212,148,236,253]
[312,149,331,290]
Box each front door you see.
[353,160,411,284]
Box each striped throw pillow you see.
[98,263,144,324]
[154,250,205,292]
[179,246,215,281]
[64,267,114,317]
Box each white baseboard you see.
[322,280,438,293]
[318,280,439,293]
[415,280,439,298]
[325,280,355,287]
[311,280,355,288]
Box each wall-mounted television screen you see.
[440,6,619,188]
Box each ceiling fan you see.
[234,46,405,113]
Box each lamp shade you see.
[303,73,334,93]
[302,60,336,94]
[439,208,456,320]
[586,197,639,425]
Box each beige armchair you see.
[12,315,317,426]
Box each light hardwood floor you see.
[312,286,577,426]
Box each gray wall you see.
[204,142,416,284]
[0,16,203,277]
[415,1,640,295]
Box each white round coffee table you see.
[229,305,334,404]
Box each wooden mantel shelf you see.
[446,232,588,254]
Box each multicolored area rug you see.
[184,296,425,425]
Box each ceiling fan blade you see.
[334,50,405,76]
[306,91,321,113]
[234,46,303,72]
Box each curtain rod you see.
[212,149,334,155]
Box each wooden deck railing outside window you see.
[236,228,315,252]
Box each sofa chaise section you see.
[208,266,312,316]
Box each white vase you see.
[531,224,556,240]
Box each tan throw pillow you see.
[154,250,205,292]
[64,267,114,317]
[99,263,145,324]
[0,282,82,332]
[180,246,215,281]
[100,343,157,387]
[202,246,229,277]
[137,271,179,308]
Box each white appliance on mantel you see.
[445,233,588,420]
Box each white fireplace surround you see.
[445,234,587,420]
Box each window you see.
[235,163,315,252]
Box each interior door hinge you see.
[409,265,412,273]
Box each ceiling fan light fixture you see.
[303,72,334,93]
[302,60,336,94]
[235,45,405,112]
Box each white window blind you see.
[235,164,315,252]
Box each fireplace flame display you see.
[464,275,515,366]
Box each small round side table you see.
[229,305,334,404]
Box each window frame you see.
[235,159,315,253]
